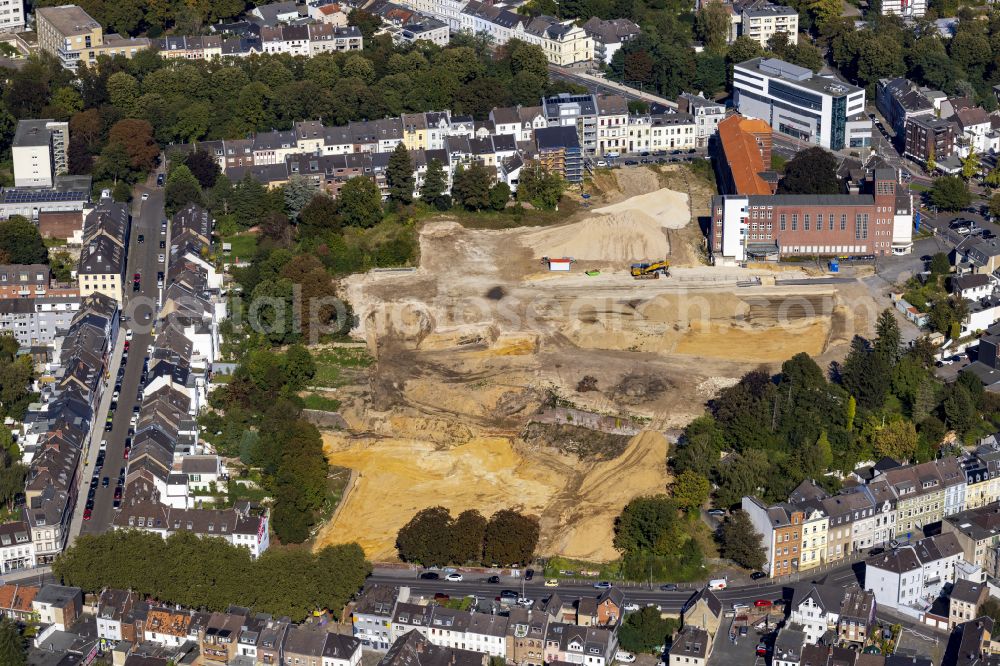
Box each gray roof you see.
[951,578,986,605]
[737,57,863,97]
[668,626,709,660]
[13,120,57,148]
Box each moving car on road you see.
[445,573,463,582]
[593,581,612,589]
[544,579,558,587]
[419,572,439,580]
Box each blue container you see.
[829,259,840,273]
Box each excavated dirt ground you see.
[314,166,883,562]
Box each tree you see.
[397,506,453,566]
[338,177,383,228]
[452,164,492,210]
[695,1,730,53]
[943,383,977,436]
[450,509,487,564]
[617,607,679,654]
[108,119,159,173]
[874,419,919,461]
[348,9,382,40]
[718,510,766,571]
[165,165,202,214]
[803,431,834,475]
[298,194,341,238]
[614,495,685,557]
[875,309,902,365]
[483,510,539,565]
[672,470,710,514]
[0,618,25,666]
[517,165,564,210]
[926,145,936,173]
[387,143,415,206]
[184,149,221,189]
[962,151,981,180]
[841,337,891,411]
[0,216,47,264]
[489,182,511,211]
[284,175,318,220]
[930,175,972,211]
[990,194,1000,221]
[778,147,840,194]
[930,252,951,275]
[420,159,449,210]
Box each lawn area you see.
[314,466,352,530]
[440,596,476,611]
[224,233,257,260]
[302,393,342,412]
[311,346,373,387]
[542,556,620,581]
[909,183,931,192]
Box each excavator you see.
[630,260,670,280]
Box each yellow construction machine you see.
[630,260,670,279]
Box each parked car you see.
[623,603,640,612]
[517,598,533,607]
[659,584,677,591]
[525,569,534,581]
[83,508,92,520]
[486,575,500,584]
[141,192,149,201]
[593,581,612,589]
[544,579,559,587]
[615,651,636,663]
[445,573,463,582]
[733,603,749,612]
[156,173,165,187]
[420,572,439,580]
[102,477,110,488]
[750,572,767,580]
[125,329,133,340]
[754,599,772,608]
[708,509,726,517]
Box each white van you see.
[708,578,728,590]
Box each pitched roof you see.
[718,114,773,196]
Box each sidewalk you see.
[65,328,125,546]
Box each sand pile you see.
[520,188,689,262]
[592,188,690,229]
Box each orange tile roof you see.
[10,584,38,613]
[718,114,772,196]
[147,608,192,637]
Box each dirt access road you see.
[313,166,882,562]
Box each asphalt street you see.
[546,65,675,111]
[76,177,169,537]
[365,561,862,614]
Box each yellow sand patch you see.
[674,319,829,362]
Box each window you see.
[780,214,786,230]
[816,214,823,230]
[804,214,810,230]
[792,214,798,231]
[840,214,846,230]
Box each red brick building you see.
[710,168,914,263]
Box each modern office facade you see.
[35,4,149,71]
[733,57,872,150]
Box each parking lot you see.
[710,613,775,666]
[586,148,707,169]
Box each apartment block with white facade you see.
[864,532,964,614]
[12,120,68,188]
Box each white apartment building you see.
[12,120,68,188]
[736,3,798,48]
[0,0,23,33]
[880,0,925,17]
[734,57,871,150]
[679,92,726,148]
[0,521,34,574]
[625,113,698,153]
[864,533,963,613]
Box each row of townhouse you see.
[743,454,971,578]
[184,92,719,193]
[0,292,121,570]
[92,589,363,665]
[77,195,130,304]
[353,585,621,665]
[158,23,362,59]
[0,262,81,347]
[105,204,270,557]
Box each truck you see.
[708,578,727,590]
[630,260,670,279]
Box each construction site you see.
[313,165,884,562]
